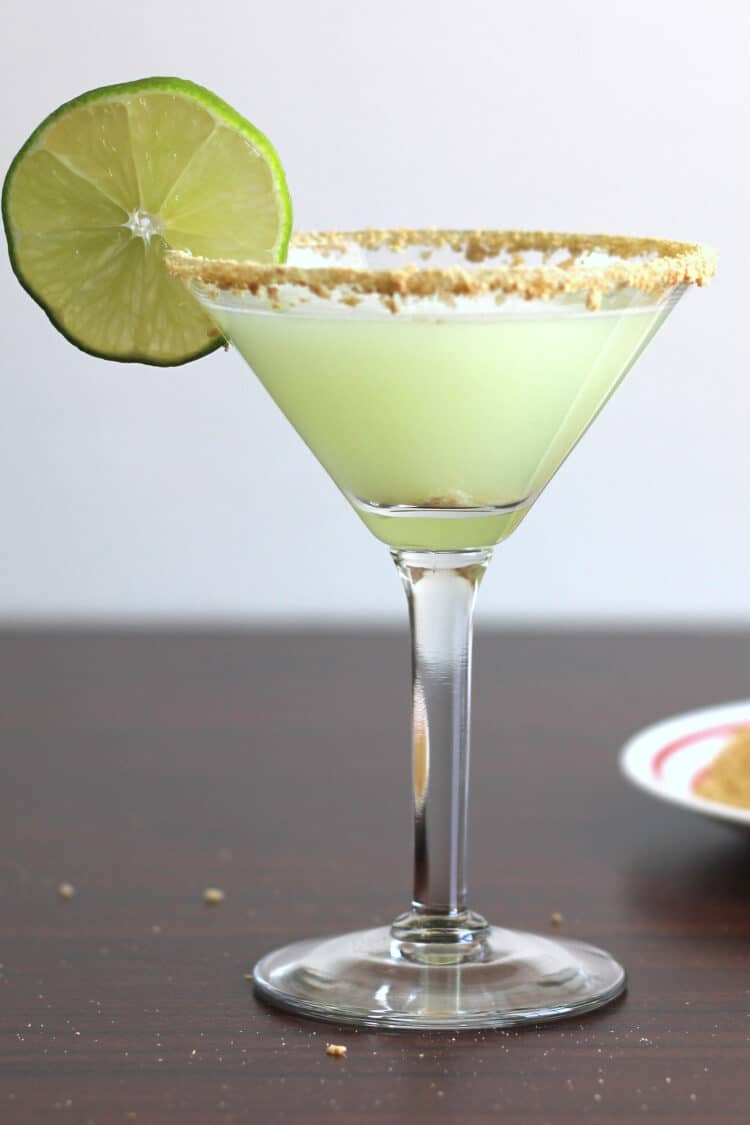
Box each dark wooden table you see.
[2,629,750,1124]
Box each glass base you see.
[253,923,626,1030]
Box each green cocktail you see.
[208,291,670,550]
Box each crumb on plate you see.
[693,728,750,808]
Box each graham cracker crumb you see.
[423,491,475,508]
[58,882,76,900]
[693,728,750,808]
[550,911,564,927]
[203,887,225,906]
[326,1043,348,1057]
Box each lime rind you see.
[2,76,292,366]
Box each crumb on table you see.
[326,1043,348,1057]
[203,887,225,906]
[550,911,564,927]
[58,882,76,900]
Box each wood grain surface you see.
[2,628,750,1124]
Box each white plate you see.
[620,700,750,828]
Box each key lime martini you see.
[2,76,716,1030]
[183,232,688,552]
[168,229,714,1028]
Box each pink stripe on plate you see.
[651,723,747,779]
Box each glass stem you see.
[391,548,492,948]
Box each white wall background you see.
[0,0,744,623]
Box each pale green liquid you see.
[211,300,668,550]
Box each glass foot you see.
[253,923,626,1030]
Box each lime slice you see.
[2,76,291,365]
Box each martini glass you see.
[167,230,714,1030]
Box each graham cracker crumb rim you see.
[165,228,716,306]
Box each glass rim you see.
[165,228,716,312]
